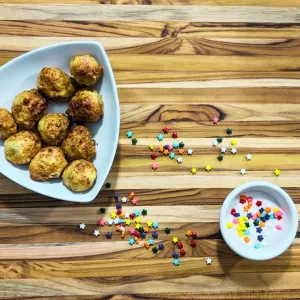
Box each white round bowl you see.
[220,181,298,260]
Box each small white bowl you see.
[220,181,298,260]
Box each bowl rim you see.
[220,181,298,260]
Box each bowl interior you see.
[220,182,298,260]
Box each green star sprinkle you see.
[132,138,138,145]
[226,128,232,135]
[165,227,171,234]
[245,222,250,228]
[217,154,223,161]
[105,182,111,188]
[217,137,223,143]
[99,207,106,214]
[138,226,144,233]
[253,220,259,226]
[179,142,185,148]
[152,246,158,254]
[141,209,147,216]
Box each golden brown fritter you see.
[0,108,17,139]
[29,146,68,181]
[62,159,97,192]
[61,125,96,162]
[69,54,103,86]
[11,89,47,130]
[4,131,42,165]
[38,113,70,145]
[37,67,75,101]
[67,90,103,124]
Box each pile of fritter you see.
[0,54,103,192]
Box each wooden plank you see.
[0,5,300,23]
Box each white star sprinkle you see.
[220,147,227,153]
[121,197,127,203]
[119,226,125,232]
[212,140,218,147]
[79,223,85,230]
[187,148,193,155]
[231,148,237,154]
[240,169,246,175]
[93,230,100,237]
[177,157,183,163]
[246,154,252,161]
[262,241,268,247]
[113,219,119,225]
[125,212,130,218]
[108,219,113,226]
[206,257,212,265]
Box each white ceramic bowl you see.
[0,41,119,202]
[220,181,298,260]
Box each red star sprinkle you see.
[177,241,183,249]
[151,153,157,160]
[129,213,135,219]
[231,208,236,216]
[134,231,140,237]
[190,240,197,248]
[163,127,169,134]
[247,197,253,202]
[212,117,219,124]
[277,215,283,220]
[191,232,197,239]
[256,200,262,207]
[180,249,186,257]
[240,199,246,204]
[172,132,178,138]
[116,208,122,215]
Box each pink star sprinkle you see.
[99,219,105,226]
[152,163,158,170]
[212,117,219,124]
[232,218,239,225]
[131,198,137,205]
[168,144,173,151]
[275,225,283,230]
[129,228,135,235]
[252,214,258,220]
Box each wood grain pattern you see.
[1,1,300,299]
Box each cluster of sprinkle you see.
[226,194,284,249]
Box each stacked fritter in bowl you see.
[0,54,104,192]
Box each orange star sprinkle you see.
[115,225,121,232]
[134,237,139,244]
[244,237,250,243]
[259,221,265,228]
[129,192,135,200]
[265,207,271,213]
[158,146,164,153]
[178,148,184,155]
[144,241,150,249]
[186,230,192,237]
[121,231,125,238]
[144,227,149,233]
[119,212,125,219]
[163,149,169,156]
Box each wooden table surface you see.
[1,1,300,299]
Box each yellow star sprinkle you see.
[238,231,245,237]
[191,167,197,174]
[110,212,117,219]
[243,216,248,222]
[149,144,154,151]
[238,217,244,223]
[135,223,141,229]
[227,222,233,229]
[231,139,237,146]
[205,165,211,172]
[125,219,131,226]
[135,217,141,223]
[274,169,281,176]
[172,236,178,243]
[273,207,279,212]
[146,221,153,227]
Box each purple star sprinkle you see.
[164,145,169,150]
[158,243,164,251]
[234,213,240,218]
[247,213,252,219]
[116,202,122,209]
[114,193,118,201]
[257,235,264,242]
[173,252,179,259]
[152,232,158,239]
[256,227,263,233]
[140,232,147,239]
[259,208,264,213]
[106,232,112,239]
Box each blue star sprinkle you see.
[169,152,175,159]
[127,131,133,138]
[157,134,164,141]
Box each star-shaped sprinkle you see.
[99,219,105,226]
[119,226,125,232]
[172,236,178,243]
[226,128,232,135]
[128,238,135,245]
[152,232,158,239]
[135,223,141,230]
[108,219,113,226]
[206,257,212,265]
[140,232,146,239]
[93,230,100,237]
[131,198,137,205]
[212,140,218,147]
[158,243,164,251]
[134,210,140,217]
[127,131,133,138]
[125,219,131,226]
[240,169,246,175]
[148,238,154,246]
[169,152,175,159]
[191,167,197,174]
[143,226,149,233]
[158,146,164,153]
[256,200,262,207]
[205,165,211,172]
[180,249,186,257]
[165,227,171,234]
[110,212,117,219]
[129,228,135,235]
[256,227,263,233]
[257,235,264,242]
[172,132,178,138]
[187,148,193,155]
[152,222,159,229]
[177,241,183,249]
[186,230,192,237]
[163,127,169,134]
[217,137,223,143]
[141,209,147,216]
[152,246,158,254]
[275,225,283,230]
[179,142,185,148]
[105,182,111,188]
[246,154,252,161]
[106,232,112,239]
[168,144,173,151]
[157,134,164,141]
[173,259,180,266]
[217,154,223,161]
[178,148,184,155]
[132,138,138,145]
[149,144,154,151]
[163,149,169,156]
[177,157,183,163]
[147,221,153,227]
[121,197,127,203]
[190,240,197,247]
[138,226,144,233]
[151,153,157,160]
[99,207,106,214]
[125,212,130,218]
[221,147,226,153]
[274,169,280,176]
[152,163,158,170]
[227,222,233,229]
[135,217,141,224]
[173,142,179,149]
[173,252,179,259]
[212,117,219,124]
[79,223,85,230]
[231,148,237,154]
[231,139,237,146]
